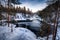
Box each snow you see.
[15,13,26,21]
[57,27,60,39]
[0,24,38,40]
[0,12,60,40]
[0,21,60,40]
[15,13,42,31]
[0,0,8,7]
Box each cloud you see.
[15,0,48,12]
[15,3,47,12]
[20,0,47,5]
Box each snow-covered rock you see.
[15,13,26,21]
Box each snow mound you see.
[0,26,37,40]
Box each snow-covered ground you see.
[0,24,38,40]
[0,21,60,40]
[0,23,60,40]
[57,27,60,40]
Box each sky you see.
[1,0,57,13]
[15,0,48,12]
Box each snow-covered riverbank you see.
[0,23,60,40]
[0,24,38,40]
